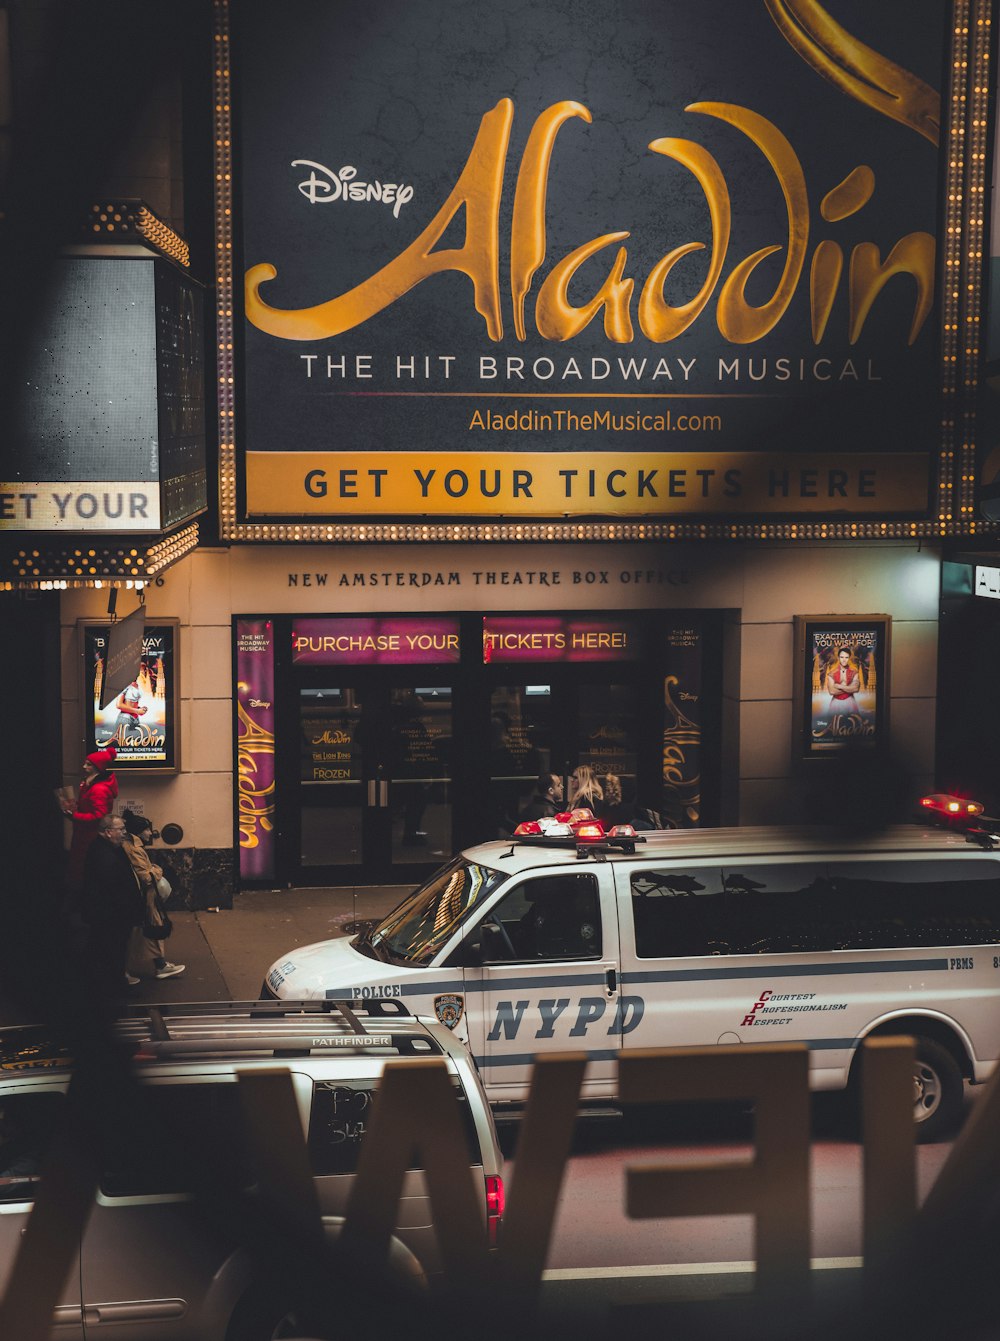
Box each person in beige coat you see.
[121,810,185,980]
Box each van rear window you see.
[630,859,1000,958]
[308,1076,483,1175]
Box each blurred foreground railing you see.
[3,1038,999,1341]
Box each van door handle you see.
[606,968,617,996]
[84,1300,186,1323]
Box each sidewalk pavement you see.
[131,885,409,1005]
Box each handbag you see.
[144,910,173,940]
[144,874,173,939]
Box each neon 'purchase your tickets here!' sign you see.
[291,617,462,665]
[482,616,642,662]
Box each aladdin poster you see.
[84,624,177,770]
[802,618,889,755]
[232,0,946,522]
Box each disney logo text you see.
[293,161,414,218]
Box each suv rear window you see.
[99,1082,253,1197]
[630,859,1000,957]
[0,1091,64,1202]
[308,1076,483,1175]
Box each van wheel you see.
[225,1288,316,1341]
[911,1037,964,1142]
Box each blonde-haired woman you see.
[568,764,603,811]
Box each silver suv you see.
[0,998,505,1340]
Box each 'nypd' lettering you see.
[488,995,646,1041]
[569,998,607,1036]
[535,998,571,1038]
[487,1000,530,1041]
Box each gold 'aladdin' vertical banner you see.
[662,626,702,827]
[214,0,992,543]
[235,618,276,879]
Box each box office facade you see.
[58,539,940,895]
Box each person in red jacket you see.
[62,746,119,892]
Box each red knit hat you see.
[86,746,117,772]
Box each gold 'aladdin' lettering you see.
[237,701,275,850]
[246,95,934,348]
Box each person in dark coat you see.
[62,746,119,892]
[519,772,564,822]
[81,812,143,1008]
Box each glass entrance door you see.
[297,682,454,882]
[385,685,453,862]
[489,682,556,836]
[572,681,641,820]
[487,676,646,836]
[299,686,364,871]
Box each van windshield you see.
[362,857,507,966]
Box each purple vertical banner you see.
[236,619,276,880]
[661,626,703,829]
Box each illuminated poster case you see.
[215,0,991,542]
[793,614,891,761]
[81,620,179,773]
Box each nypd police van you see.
[263,799,1000,1140]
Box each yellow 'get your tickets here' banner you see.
[245,452,929,519]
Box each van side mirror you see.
[479,922,508,962]
[445,937,482,968]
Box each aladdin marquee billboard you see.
[216,0,991,540]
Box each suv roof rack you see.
[116,998,414,1023]
[112,998,441,1060]
[0,1000,442,1071]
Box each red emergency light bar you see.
[515,808,606,839]
[919,794,985,820]
[573,821,605,840]
[513,810,644,852]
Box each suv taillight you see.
[485,1173,505,1246]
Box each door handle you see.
[84,1300,186,1323]
[606,967,617,996]
[379,781,388,807]
[52,1304,85,1323]
[367,780,376,806]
